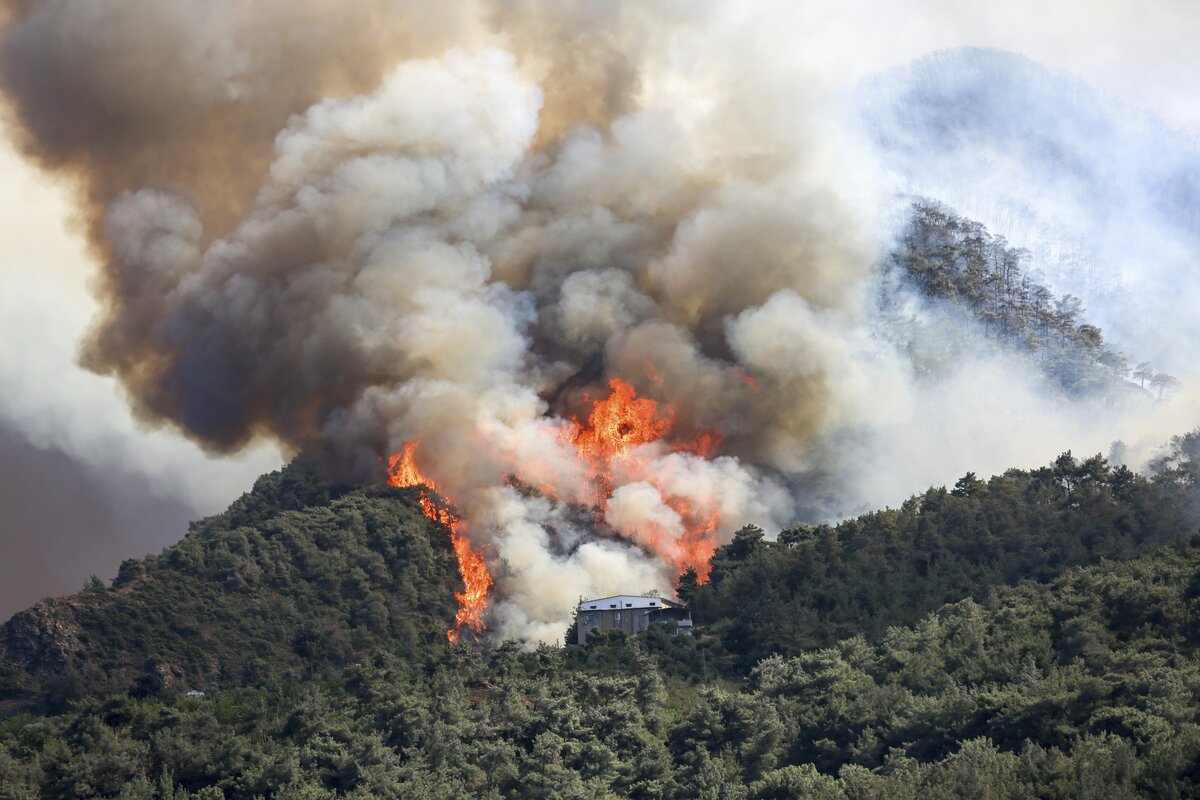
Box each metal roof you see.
[578,594,684,610]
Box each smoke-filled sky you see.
[2,0,1199,631]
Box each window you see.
[589,605,597,609]
[625,603,633,607]
[614,612,621,622]
[583,614,593,625]
[609,604,616,608]
[649,601,656,605]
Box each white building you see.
[575,594,692,645]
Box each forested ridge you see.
[0,463,462,711]
[686,443,1198,673]
[2,435,1199,798]
[885,201,1179,398]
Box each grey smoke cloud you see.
[0,422,209,621]
[2,0,1198,638]
[0,136,283,620]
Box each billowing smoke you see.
[4,0,1195,642]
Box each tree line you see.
[1,441,1199,797]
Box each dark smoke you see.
[5,0,1194,640]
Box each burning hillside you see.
[0,0,889,642]
[386,442,490,642]
[388,377,729,641]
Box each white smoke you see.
[3,0,1199,640]
[84,28,877,640]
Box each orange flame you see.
[389,380,728,627]
[572,378,673,461]
[386,441,492,642]
[570,378,721,583]
[663,496,719,582]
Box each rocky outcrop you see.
[2,600,82,674]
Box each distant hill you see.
[881,200,1164,399]
[860,47,1200,371]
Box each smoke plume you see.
[4,0,1194,641]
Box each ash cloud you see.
[3,0,1197,641]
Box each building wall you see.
[576,606,691,644]
[576,608,647,643]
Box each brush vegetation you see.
[1,434,1199,798]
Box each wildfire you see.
[386,441,492,642]
[387,379,728,642]
[662,496,719,582]
[570,378,722,583]
[572,378,673,461]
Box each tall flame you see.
[388,379,725,640]
[570,378,722,582]
[573,378,673,461]
[386,442,492,642]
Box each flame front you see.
[570,378,722,582]
[387,442,492,642]
[388,379,725,640]
[573,378,673,461]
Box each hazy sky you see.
[2,0,1198,620]
[0,139,282,618]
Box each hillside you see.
[0,492,1199,796]
[0,462,461,713]
[687,449,1197,672]
[881,201,1163,398]
[1,439,1199,797]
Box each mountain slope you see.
[688,449,1197,671]
[882,200,1148,397]
[860,47,1200,370]
[1,462,461,711]
[3,511,1200,797]
[2,442,1199,797]
[738,540,1200,791]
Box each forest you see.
[885,201,1178,399]
[1,430,1199,798]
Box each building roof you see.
[578,594,684,611]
